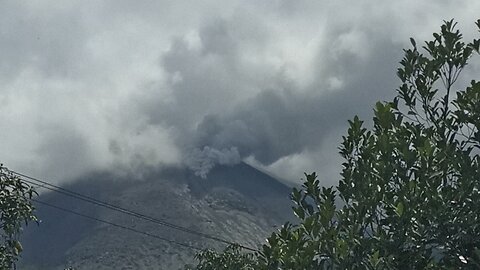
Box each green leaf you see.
[395,202,404,217]
[370,250,380,267]
[410,37,416,47]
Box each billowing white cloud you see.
[0,1,479,184]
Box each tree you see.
[0,165,37,269]
[184,244,256,270]
[186,19,480,269]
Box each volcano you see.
[19,163,294,270]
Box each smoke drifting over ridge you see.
[140,17,400,178]
[1,1,479,183]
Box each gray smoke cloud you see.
[184,146,241,178]
[139,14,402,180]
[1,1,479,184]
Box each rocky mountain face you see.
[19,163,294,270]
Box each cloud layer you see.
[1,1,479,183]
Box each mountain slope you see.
[19,163,294,270]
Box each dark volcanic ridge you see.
[19,163,294,270]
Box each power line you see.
[31,198,204,251]
[12,170,259,252]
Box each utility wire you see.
[12,170,259,252]
[31,198,204,251]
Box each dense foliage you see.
[184,245,256,270]
[0,165,37,269]
[186,19,480,269]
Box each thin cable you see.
[20,175,239,248]
[20,175,232,243]
[31,198,203,251]
[12,170,259,252]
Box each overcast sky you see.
[1,1,479,185]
